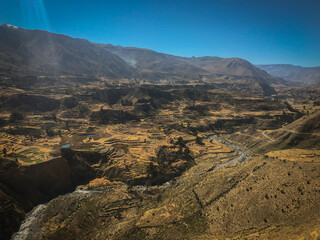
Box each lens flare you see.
[20,0,60,75]
[20,0,50,30]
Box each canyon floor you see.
[0,80,320,240]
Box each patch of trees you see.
[45,127,61,137]
[213,118,256,132]
[5,127,43,138]
[62,97,78,109]
[6,94,60,112]
[186,105,210,116]
[90,109,139,124]
[9,112,24,123]
[195,136,204,145]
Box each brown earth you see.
[0,81,319,239]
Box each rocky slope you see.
[101,45,206,80]
[181,56,280,84]
[102,44,283,85]
[0,24,133,78]
[227,109,320,154]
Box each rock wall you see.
[0,152,95,240]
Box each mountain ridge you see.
[101,43,282,85]
[257,64,320,84]
[0,24,134,78]
[0,24,283,94]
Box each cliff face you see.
[0,152,95,240]
[0,159,37,239]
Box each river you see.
[210,135,249,169]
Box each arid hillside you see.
[0,24,133,78]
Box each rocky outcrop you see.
[0,149,100,239]
[133,103,154,116]
[0,158,54,239]
[59,104,91,118]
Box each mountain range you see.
[0,24,282,86]
[257,64,320,84]
[100,44,284,85]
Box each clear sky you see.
[0,0,319,66]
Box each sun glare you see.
[20,0,50,29]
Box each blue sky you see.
[1,0,319,66]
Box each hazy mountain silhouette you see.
[257,64,320,84]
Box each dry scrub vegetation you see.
[1,82,320,239]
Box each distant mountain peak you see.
[1,24,19,29]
